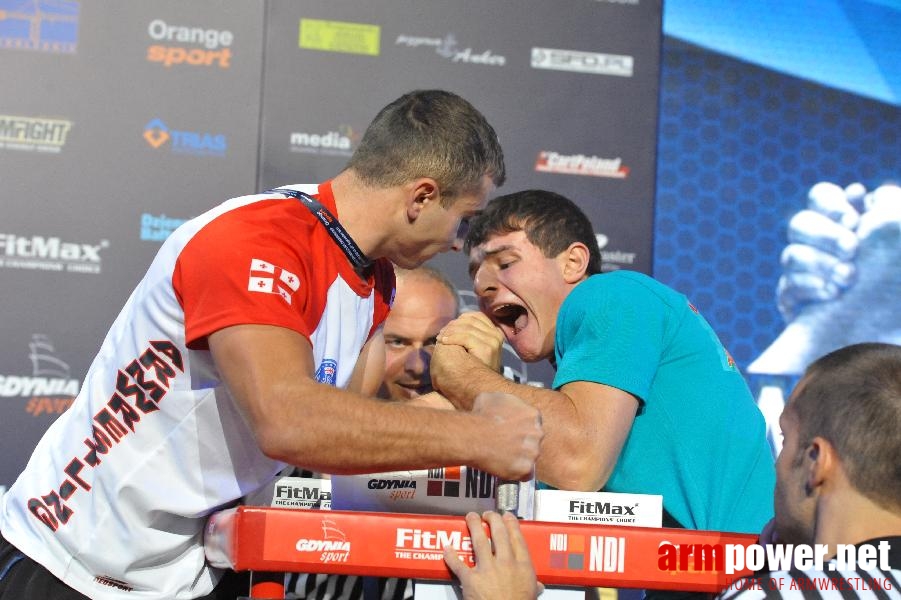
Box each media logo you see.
[531,47,633,77]
[315,359,338,386]
[0,0,79,53]
[595,233,637,272]
[0,114,72,153]
[0,232,108,274]
[140,213,187,242]
[536,151,630,179]
[549,533,626,573]
[295,519,351,563]
[146,18,233,68]
[143,118,227,157]
[290,125,358,157]
[299,18,380,56]
[0,334,79,416]
[395,32,505,66]
[247,258,300,305]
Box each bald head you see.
[380,267,459,401]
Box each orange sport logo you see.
[146,18,233,68]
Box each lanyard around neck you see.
[267,188,372,271]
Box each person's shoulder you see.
[569,270,669,301]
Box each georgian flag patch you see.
[247,258,301,304]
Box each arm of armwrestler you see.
[346,329,386,397]
[432,344,636,491]
[207,323,539,478]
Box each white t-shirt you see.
[0,182,394,599]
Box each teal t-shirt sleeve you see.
[552,277,666,403]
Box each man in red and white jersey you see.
[0,90,544,600]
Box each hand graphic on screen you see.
[749,181,901,377]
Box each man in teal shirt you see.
[431,189,774,542]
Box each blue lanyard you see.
[266,188,372,271]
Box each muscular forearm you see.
[251,381,490,474]
[435,358,610,491]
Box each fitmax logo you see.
[569,501,637,516]
[143,119,226,156]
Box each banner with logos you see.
[0,0,662,487]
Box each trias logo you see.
[0,233,108,274]
[146,19,233,68]
[295,519,350,563]
[531,47,633,77]
[535,151,629,179]
[143,119,227,157]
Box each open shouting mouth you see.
[492,303,529,335]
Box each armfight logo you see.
[0,114,73,153]
[0,335,79,417]
[0,0,79,53]
[0,232,108,274]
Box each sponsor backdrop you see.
[0,1,662,486]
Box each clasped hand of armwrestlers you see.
[429,310,543,483]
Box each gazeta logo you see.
[143,118,226,157]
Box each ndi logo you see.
[549,534,626,573]
[0,0,80,53]
[143,118,226,157]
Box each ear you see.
[804,436,837,494]
[405,178,439,222]
[558,242,591,284]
